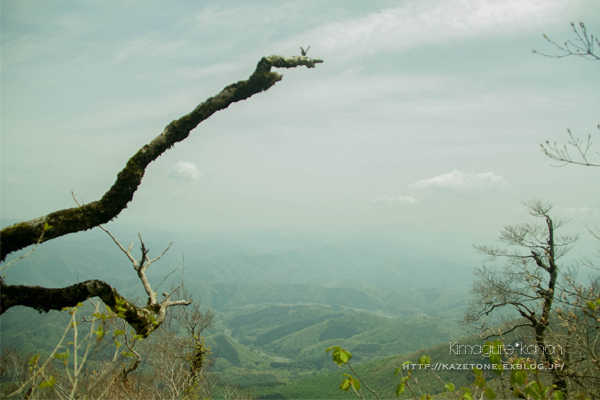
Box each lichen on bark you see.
[0,54,323,335]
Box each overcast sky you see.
[2,0,599,261]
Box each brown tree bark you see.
[0,55,322,262]
[0,55,323,336]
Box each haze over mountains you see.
[1,220,479,397]
[1,219,475,290]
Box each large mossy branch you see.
[0,279,173,337]
[0,55,323,261]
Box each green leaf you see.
[94,326,104,339]
[484,387,496,399]
[339,349,351,363]
[326,346,340,353]
[396,383,405,397]
[92,312,108,320]
[472,367,483,376]
[329,347,352,367]
[511,369,526,387]
[523,382,543,399]
[444,383,455,392]
[553,390,564,400]
[475,376,486,388]
[488,340,503,364]
[402,360,412,366]
[38,376,56,389]
[28,353,40,371]
[53,351,69,360]
[352,379,360,391]
[586,301,596,311]
[394,367,402,377]
[340,378,351,391]
[489,352,501,364]
[460,387,472,395]
[493,363,504,376]
[418,355,431,366]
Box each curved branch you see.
[0,55,323,261]
[481,321,532,340]
[0,279,189,337]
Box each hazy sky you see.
[2,0,599,261]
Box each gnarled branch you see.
[1,228,192,337]
[1,279,154,337]
[0,55,323,261]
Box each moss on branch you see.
[0,55,322,261]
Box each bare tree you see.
[0,280,219,399]
[1,301,135,400]
[464,199,579,393]
[218,384,255,400]
[105,285,217,400]
[0,54,323,336]
[534,22,600,168]
[142,285,216,399]
[526,23,600,396]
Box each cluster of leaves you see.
[326,339,591,400]
[327,347,361,393]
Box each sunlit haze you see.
[2,0,599,262]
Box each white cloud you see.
[413,170,505,191]
[167,161,202,181]
[371,195,416,204]
[275,0,568,61]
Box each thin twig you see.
[347,362,381,400]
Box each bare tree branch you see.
[0,55,323,261]
[541,126,600,168]
[1,202,192,337]
[1,279,157,337]
[533,21,600,61]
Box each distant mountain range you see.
[1,222,480,398]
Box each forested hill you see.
[1,224,474,397]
